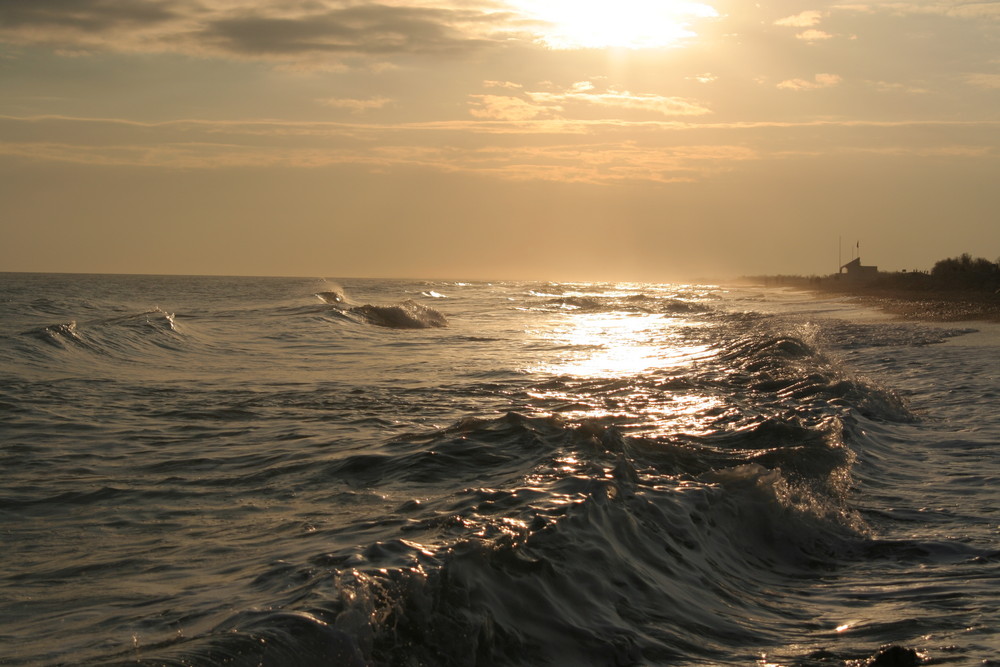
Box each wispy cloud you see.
[868,80,929,94]
[965,73,1000,89]
[834,2,1000,19]
[796,29,834,41]
[842,144,994,158]
[483,80,524,91]
[3,114,997,186]
[0,112,747,186]
[777,73,843,91]
[319,97,394,113]
[470,81,711,121]
[687,73,717,84]
[774,10,836,42]
[469,95,554,121]
[446,143,756,184]
[775,11,826,28]
[945,3,1000,19]
[527,87,711,117]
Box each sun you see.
[510,0,718,50]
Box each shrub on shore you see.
[930,253,1000,291]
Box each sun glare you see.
[511,0,718,50]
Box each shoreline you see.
[734,278,1000,323]
[812,285,1000,323]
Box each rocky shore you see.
[814,285,1000,323]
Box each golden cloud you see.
[777,73,843,91]
[775,11,825,27]
[469,81,711,121]
[3,115,997,186]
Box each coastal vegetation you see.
[926,253,1000,291]
[743,254,1000,294]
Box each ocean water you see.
[0,273,997,667]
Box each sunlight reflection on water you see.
[533,312,708,378]
[525,309,720,435]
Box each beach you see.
[816,285,1000,323]
[740,275,1000,323]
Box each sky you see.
[1,0,999,282]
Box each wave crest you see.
[351,301,448,329]
[316,290,448,329]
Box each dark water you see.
[0,273,997,666]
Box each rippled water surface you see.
[0,273,997,666]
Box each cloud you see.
[868,80,929,94]
[200,4,496,57]
[0,114,754,185]
[845,145,994,158]
[834,2,1000,19]
[0,0,178,32]
[796,29,833,41]
[449,143,757,184]
[687,73,717,84]
[0,0,511,63]
[773,10,834,41]
[470,81,711,120]
[483,80,524,90]
[777,73,843,91]
[0,0,188,54]
[0,138,754,185]
[775,10,825,28]
[2,114,998,186]
[528,88,710,116]
[468,95,554,121]
[945,3,1000,19]
[965,73,1000,89]
[319,97,394,113]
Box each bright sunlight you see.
[510,0,718,50]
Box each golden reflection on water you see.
[538,312,705,378]
[529,309,721,436]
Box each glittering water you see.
[1,273,997,666]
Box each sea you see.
[0,273,997,667]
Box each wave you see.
[540,293,708,315]
[19,308,185,358]
[103,407,871,666]
[8,277,984,666]
[819,320,978,350]
[351,301,448,329]
[716,323,914,424]
[315,290,346,305]
[68,315,944,666]
[316,290,448,329]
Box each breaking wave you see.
[317,290,448,329]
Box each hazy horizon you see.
[1,253,990,286]
[2,1,999,282]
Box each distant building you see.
[839,257,879,281]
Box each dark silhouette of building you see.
[839,257,879,282]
